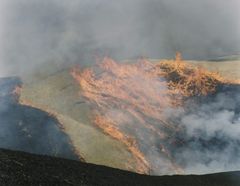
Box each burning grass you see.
[158,52,225,99]
[94,115,150,174]
[71,53,237,174]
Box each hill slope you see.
[18,58,240,174]
[0,148,240,186]
[0,77,79,160]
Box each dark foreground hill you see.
[0,148,240,186]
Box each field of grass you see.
[19,62,139,172]
[19,58,240,173]
[185,60,240,79]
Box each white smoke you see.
[168,90,240,174]
[0,0,240,76]
[0,0,240,175]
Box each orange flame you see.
[71,53,233,174]
[94,115,150,174]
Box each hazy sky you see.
[0,0,240,76]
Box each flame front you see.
[71,54,232,174]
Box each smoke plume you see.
[71,58,240,175]
[0,0,240,175]
[168,88,240,174]
[0,0,240,76]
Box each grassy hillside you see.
[19,62,139,172]
[185,60,240,79]
[19,58,240,173]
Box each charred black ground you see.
[0,148,240,186]
[0,77,79,160]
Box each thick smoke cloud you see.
[0,0,240,76]
[0,0,240,175]
[167,89,240,174]
[78,60,240,175]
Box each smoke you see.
[71,58,240,175]
[167,88,240,174]
[0,0,240,76]
[102,77,240,175]
[0,77,79,160]
[0,0,240,175]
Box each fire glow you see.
[71,54,238,174]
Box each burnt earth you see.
[0,77,79,160]
[0,148,240,186]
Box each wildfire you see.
[158,52,225,98]
[71,53,232,174]
[94,115,150,174]
[14,88,85,162]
